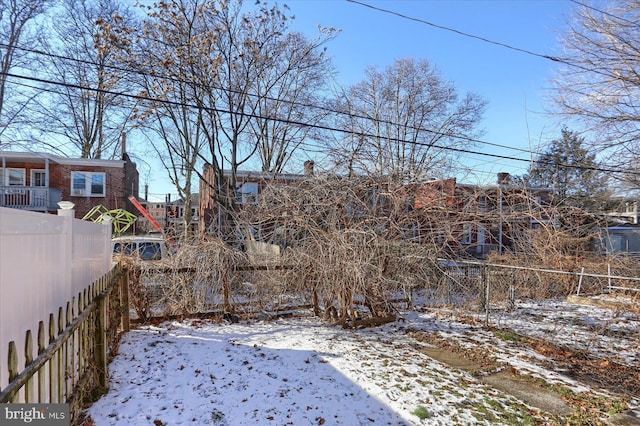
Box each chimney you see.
[145,183,149,201]
[121,133,127,158]
[303,160,315,176]
[497,172,511,185]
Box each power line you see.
[345,0,563,63]
[0,41,533,157]
[346,0,628,82]
[3,69,637,177]
[569,0,637,25]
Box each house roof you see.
[0,151,125,168]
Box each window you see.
[139,242,162,260]
[31,170,47,187]
[113,242,134,256]
[0,168,26,186]
[626,202,637,213]
[460,223,473,244]
[236,182,258,204]
[71,171,105,196]
[478,196,488,212]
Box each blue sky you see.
[286,0,573,184]
[143,0,574,200]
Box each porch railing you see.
[0,186,60,210]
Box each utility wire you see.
[3,69,637,177]
[5,1,631,161]
[0,41,533,156]
[569,0,637,25]
[346,0,628,81]
[346,0,563,62]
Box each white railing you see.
[0,207,111,391]
[0,186,53,210]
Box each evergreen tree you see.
[529,127,608,211]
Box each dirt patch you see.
[417,345,573,417]
[523,336,640,400]
[567,295,640,314]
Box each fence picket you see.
[57,307,64,403]
[48,313,55,403]
[24,330,34,402]
[7,342,18,403]
[37,322,45,403]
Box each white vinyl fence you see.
[0,206,111,391]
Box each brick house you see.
[198,164,553,258]
[198,162,313,236]
[0,150,139,220]
[403,174,553,258]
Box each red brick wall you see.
[61,165,127,219]
[2,160,128,219]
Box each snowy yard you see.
[84,297,639,425]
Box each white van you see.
[111,235,171,261]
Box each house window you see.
[31,170,47,187]
[71,171,105,197]
[236,182,258,204]
[0,168,26,186]
[461,223,473,244]
[478,196,488,212]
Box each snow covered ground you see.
[85,298,639,425]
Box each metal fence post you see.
[507,271,515,311]
[576,267,585,295]
[484,264,490,328]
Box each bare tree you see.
[248,29,336,173]
[105,0,335,239]
[0,0,50,146]
[553,0,640,188]
[32,0,137,159]
[192,0,313,212]
[333,58,486,181]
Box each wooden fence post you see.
[8,341,18,403]
[24,330,34,402]
[95,293,108,391]
[120,266,130,332]
[576,267,585,295]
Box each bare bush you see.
[122,174,637,325]
[120,238,247,321]
[235,175,450,326]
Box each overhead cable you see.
[4,69,633,177]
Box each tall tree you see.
[34,0,137,159]
[125,0,211,237]
[528,127,608,211]
[104,0,336,238]
[0,0,50,146]
[105,0,333,237]
[333,58,486,181]
[553,0,640,188]
[248,30,335,173]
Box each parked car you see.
[111,235,171,261]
